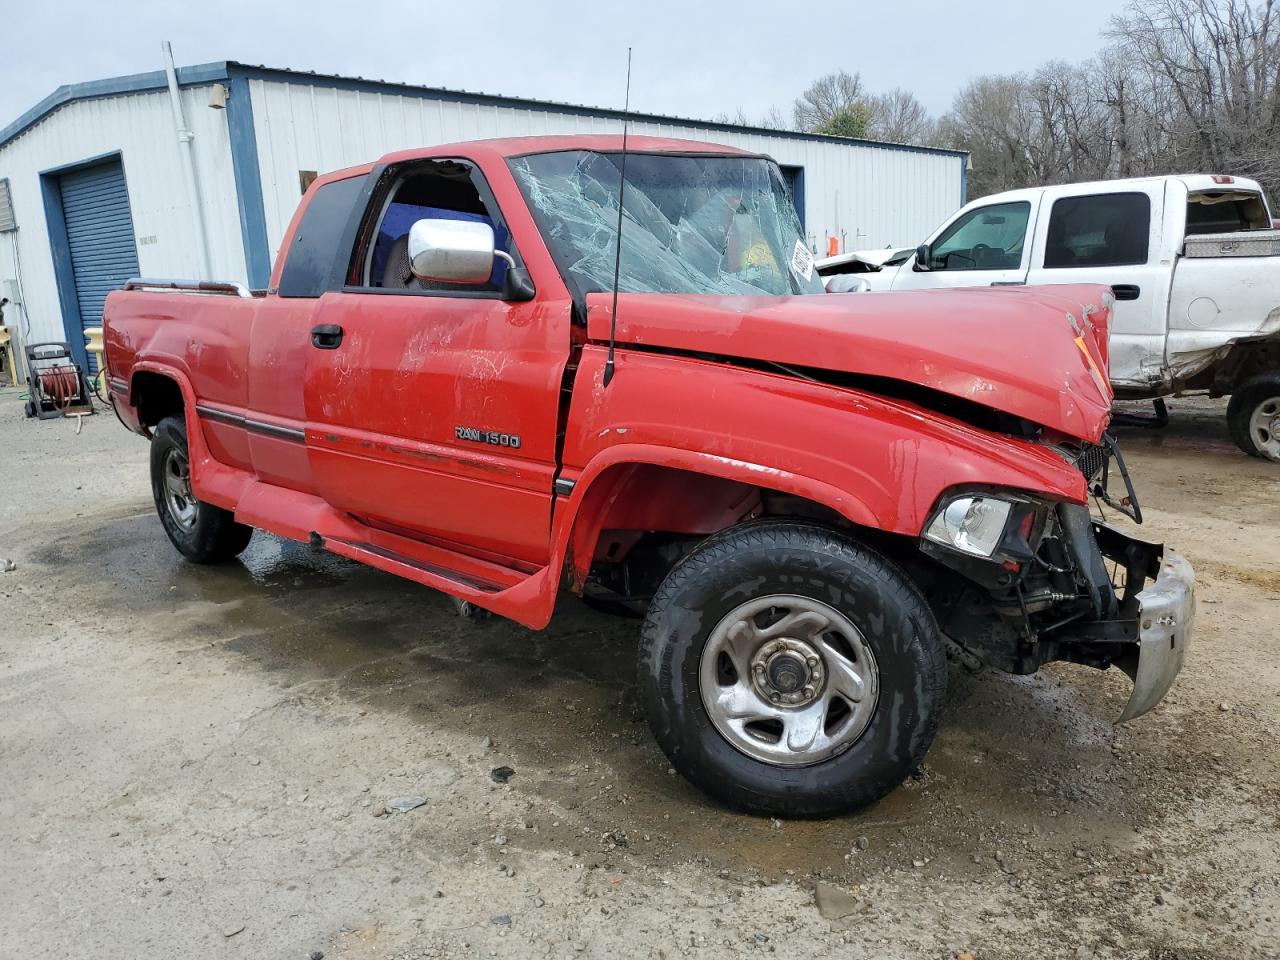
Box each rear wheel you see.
[150,415,253,563]
[638,521,946,818]
[1227,372,1280,461]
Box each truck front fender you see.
[553,347,1088,591]
[553,443,882,589]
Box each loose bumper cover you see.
[1116,551,1195,723]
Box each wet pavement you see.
[2,388,1277,959]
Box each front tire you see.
[638,521,946,818]
[150,415,253,563]
[1227,372,1280,461]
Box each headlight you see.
[924,495,1014,558]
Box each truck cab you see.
[103,137,1194,818]
[831,175,1280,460]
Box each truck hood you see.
[586,284,1114,442]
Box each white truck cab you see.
[825,175,1280,460]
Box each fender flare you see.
[551,442,882,588]
[128,362,225,504]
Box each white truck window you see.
[927,201,1030,272]
[1044,193,1150,269]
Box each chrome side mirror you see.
[407,218,514,284]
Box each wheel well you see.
[567,463,907,602]
[130,372,185,428]
[1212,335,1280,395]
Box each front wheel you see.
[150,415,253,563]
[638,521,946,818]
[1227,371,1280,461]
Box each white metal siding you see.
[247,78,963,271]
[0,87,243,347]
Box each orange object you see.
[827,235,839,256]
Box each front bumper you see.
[1116,551,1195,723]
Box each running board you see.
[324,536,506,594]
[230,476,560,629]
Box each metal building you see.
[0,60,967,374]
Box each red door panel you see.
[304,290,571,565]
[246,297,325,495]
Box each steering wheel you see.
[971,243,994,268]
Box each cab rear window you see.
[1186,190,1270,234]
[278,174,370,298]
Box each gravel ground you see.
[1,385,1277,960]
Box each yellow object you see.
[84,326,105,389]
[0,324,19,386]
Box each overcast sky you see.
[3,0,1129,134]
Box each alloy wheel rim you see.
[698,594,879,767]
[162,447,198,531]
[1250,396,1280,460]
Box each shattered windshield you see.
[509,150,824,297]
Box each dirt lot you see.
[1,385,1277,960]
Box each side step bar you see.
[324,536,506,594]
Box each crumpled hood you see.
[586,284,1114,442]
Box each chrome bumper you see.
[1116,551,1195,723]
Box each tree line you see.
[722,0,1280,202]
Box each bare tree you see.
[766,2,1280,202]
[711,106,794,131]
[865,88,934,144]
[794,71,868,131]
[1108,0,1280,194]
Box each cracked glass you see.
[510,150,822,298]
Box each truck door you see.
[1024,183,1168,389]
[303,158,570,566]
[247,171,372,497]
[890,197,1038,292]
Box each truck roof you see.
[376,135,760,168]
[970,173,1265,207]
[301,135,764,196]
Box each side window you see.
[278,174,369,298]
[1044,193,1150,268]
[360,159,517,295]
[929,201,1030,271]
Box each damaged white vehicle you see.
[820,175,1280,460]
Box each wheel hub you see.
[752,638,824,707]
[698,594,879,767]
[1249,396,1280,460]
[163,447,198,531]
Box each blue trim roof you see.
[0,63,230,149]
[1,60,968,161]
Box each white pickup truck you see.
[821,175,1280,461]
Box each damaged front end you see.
[920,439,1194,723]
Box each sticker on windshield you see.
[790,240,815,282]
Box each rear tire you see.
[1227,371,1280,461]
[638,520,946,818]
[150,415,253,563]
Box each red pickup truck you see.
[103,135,1194,817]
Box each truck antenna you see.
[602,47,633,389]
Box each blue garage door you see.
[58,159,139,375]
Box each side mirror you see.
[408,218,506,284]
[914,243,932,272]
[825,275,871,294]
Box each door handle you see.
[311,323,344,349]
[1111,284,1141,301]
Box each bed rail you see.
[122,278,257,299]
